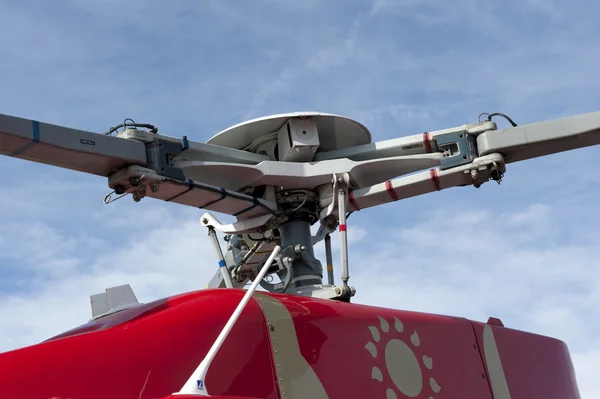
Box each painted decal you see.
[483,324,512,399]
[79,138,96,146]
[366,316,441,399]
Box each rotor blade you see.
[0,113,147,176]
[107,165,278,219]
[347,153,505,211]
[477,110,600,163]
[314,121,496,161]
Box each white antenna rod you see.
[175,245,282,396]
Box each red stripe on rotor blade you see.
[430,169,441,191]
[385,180,399,201]
[339,224,347,232]
[423,132,432,153]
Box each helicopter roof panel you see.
[206,112,372,152]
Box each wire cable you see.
[478,112,518,127]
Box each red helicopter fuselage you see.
[0,289,580,399]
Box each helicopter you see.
[0,108,597,398]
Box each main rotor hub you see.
[196,113,372,299]
[100,109,514,300]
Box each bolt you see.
[114,184,126,195]
[201,218,208,224]
[490,167,502,181]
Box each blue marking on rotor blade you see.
[165,179,194,202]
[218,260,226,268]
[197,188,227,209]
[10,120,40,157]
[233,196,259,217]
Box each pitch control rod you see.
[207,227,234,288]
[336,173,351,290]
[324,234,334,285]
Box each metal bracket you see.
[318,174,341,222]
[145,137,186,180]
[257,244,320,293]
[465,153,506,187]
[286,284,356,300]
[436,131,478,170]
[200,212,275,235]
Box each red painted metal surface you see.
[271,293,493,398]
[0,290,278,399]
[0,289,581,399]
[471,320,581,399]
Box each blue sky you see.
[1,0,599,397]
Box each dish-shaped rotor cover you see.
[206,112,372,153]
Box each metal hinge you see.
[436,131,479,170]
